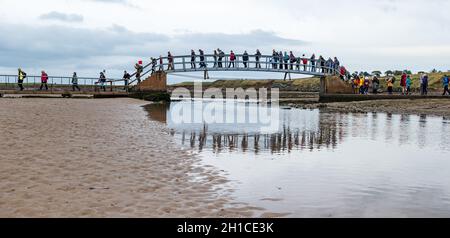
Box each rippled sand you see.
[0,98,258,217]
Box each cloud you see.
[39,11,84,23]
[0,23,304,76]
[86,0,140,8]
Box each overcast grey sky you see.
[0,0,449,81]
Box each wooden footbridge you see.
[1,53,341,97]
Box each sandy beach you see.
[0,98,260,218]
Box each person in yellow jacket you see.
[18,68,27,91]
[387,77,394,95]
[359,75,365,94]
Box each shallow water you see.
[145,101,450,217]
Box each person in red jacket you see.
[228,51,236,68]
[400,72,407,95]
[40,70,49,91]
[302,54,308,71]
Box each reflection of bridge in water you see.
[146,103,343,154]
[176,124,342,154]
[145,102,449,155]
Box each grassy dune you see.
[170,73,448,92]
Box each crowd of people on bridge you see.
[146,50,343,76]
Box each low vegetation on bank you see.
[170,72,448,93]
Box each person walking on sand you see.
[372,75,380,94]
[255,49,262,68]
[387,77,394,95]
[243,51,249,68]
[359,75,365,94]
[228,50,236,68]
[400,72,407,95]
[421,74,429,96]
[17,68,26,91]
[353,75,360,94]
[123,70,131,91]
[406,75,412,95]
[72,72,81,91]
[364,76,370,94]
[442,75,450,96]
[40,70,49,91]
[190,50,196,69]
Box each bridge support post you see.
[319,76,326,97]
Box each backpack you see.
[22,72,27,79]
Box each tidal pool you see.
[146,100,450,217]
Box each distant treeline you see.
[356,69,450,77]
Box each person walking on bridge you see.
[17,68,26,91]
[159,56,164,71]
[190,50,196,69]
[279,51,283,69]
[272,50,278,69]
[326,58,333,74]
[255,50,262,69]
[319,56,326,73]
[442,75,450,96]
[151,57,157,75]
[72,72,81,91]
[40,70,49,91]
[310,54,316,72]
[243,51,249,68]
[99,71,107,92]
[218,49,225,68]
[302,54,308,71]
[228,50,236,68]
[283,52,289,70]
[213,50,218,68]
[167,52,174,70]
[135,63,143,84]
[123,70,131,91]
[289,51,296,70]
[199,49,206,68]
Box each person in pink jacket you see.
[40,70,49,91]
[228,51,236,68]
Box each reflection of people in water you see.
[182,118,342,154]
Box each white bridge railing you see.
[140,54,340,79]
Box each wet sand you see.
[0,98,259,218]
